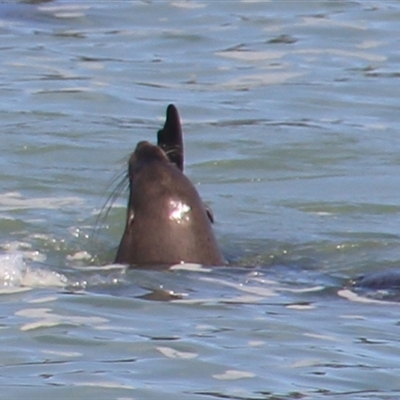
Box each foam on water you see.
[37,3,90,19]
[0,253,129,292]
[0,253,67,289]
[0,192,84,212]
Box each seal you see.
[353,268,400,290]
[115,105,224,267]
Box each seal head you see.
[115,107,224,267]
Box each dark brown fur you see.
[115,106,224,266]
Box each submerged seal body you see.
[115,105,224,267]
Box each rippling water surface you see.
[1,1,400,399]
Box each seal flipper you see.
[158,105,215,224]
[157,104,184,171]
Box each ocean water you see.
[1,1,400,399]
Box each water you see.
[1,0,400,398]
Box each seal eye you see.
[169,200,191,224]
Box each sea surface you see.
[0,1,400,399]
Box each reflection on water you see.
[1,0,400,399]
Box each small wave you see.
[0,192,84,212]
[0,254,67,290]
[0,251,130,292]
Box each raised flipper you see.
[157,104,184,171]
[159,104,215,225]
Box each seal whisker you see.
[92,167,129,242]
[164,147,181,159]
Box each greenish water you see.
[1,1,400,399]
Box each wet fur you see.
[115,105,224,266]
